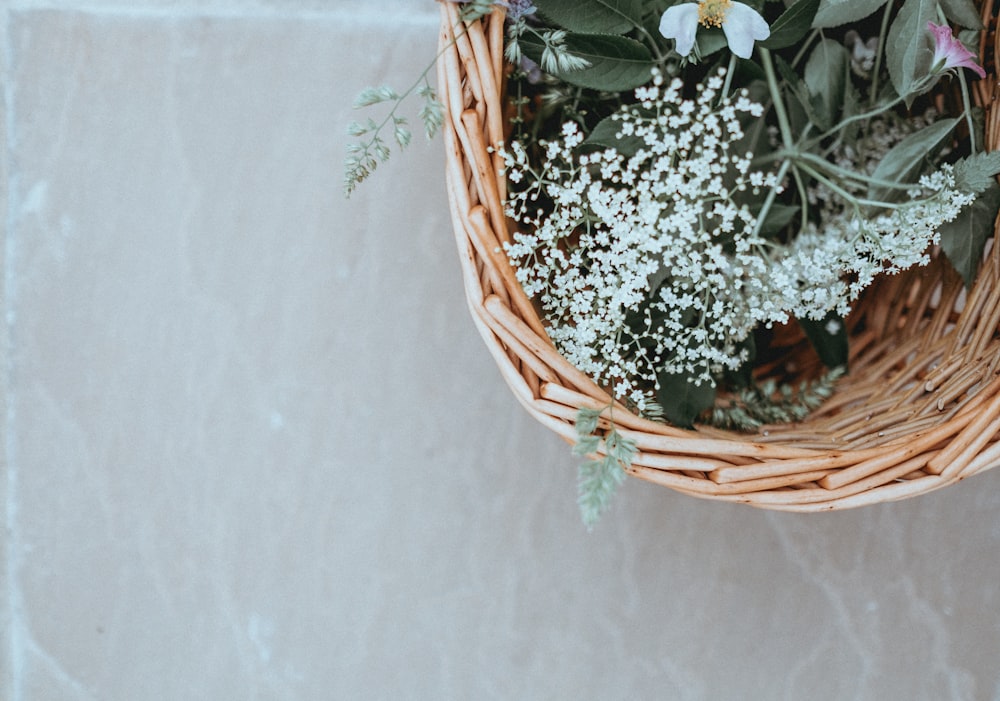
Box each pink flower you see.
[928,21,986,79]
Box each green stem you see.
[791,29,821,68]
[752,159,793,237]
[814,90,915,142]
[868,0,895,109]
[958,71,978,154]
[750,50,817,239]
[934,5,978,153]
[759,49,796,151]
[721,54,739,100]
[791,166,811,232]
[790,150,924,190]
[745,58,815,238]
[796,162,910,210]
[633,25,669,64]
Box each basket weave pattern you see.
[438,3,1000,511]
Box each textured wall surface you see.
[3,2,1000,699]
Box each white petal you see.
[721,2,770,59]
[659,4,700,58]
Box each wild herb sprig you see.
[573,405,637,529]
[343,0,504,197]
[344,83,443,197]
[706,367,846,431]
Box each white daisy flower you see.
[659,0,770,60]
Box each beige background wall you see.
[2,1,1000,699]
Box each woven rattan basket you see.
[437,2,1000,511]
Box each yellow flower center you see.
[697,0,732,27]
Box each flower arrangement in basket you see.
[347,0,1000,525]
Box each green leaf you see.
[953,151,1000,194]
[959,28,982,52]
[868,117,957,203]
[798,311,849,369]
[605,429,638,464]
[804,39,850,131]
[774,55,819,135]
[583,113,646,156]
[885,0,936,101]
[573,434,602,456]
[761,0,821,49]
[578,455,626,529]
[533,0,646,34]
[757,203,800,235]
[939,182,1000,288]
[655,370,716,428]
[573,408,635,528]
[519,33,654,91]
[813,0,888,28]
[694,29,729,61]
[939,0,983,29]
[575,406,603,436]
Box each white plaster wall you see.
[2,2,1000,699]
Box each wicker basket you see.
[437,2,1000,511]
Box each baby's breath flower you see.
[503,71,971,410]
[504,71,773,405]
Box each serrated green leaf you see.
[533,0,645,34]
[797,311,849,369]
[939,0,983,29]
[953,152,1000,194]
[655,370,716,428]
[868,117,956,203]
[520,33,654,91]
[939,182,1000,288]
[761,0,821,49]
[813,0,888,28]
[886,0,936,101]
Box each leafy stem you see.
[706,368,845,431]
[573,402,637,529]
[344,8,495,196]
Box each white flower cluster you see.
[780,168,973,316]
[792,110,973,314]
[503,72,971,408]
